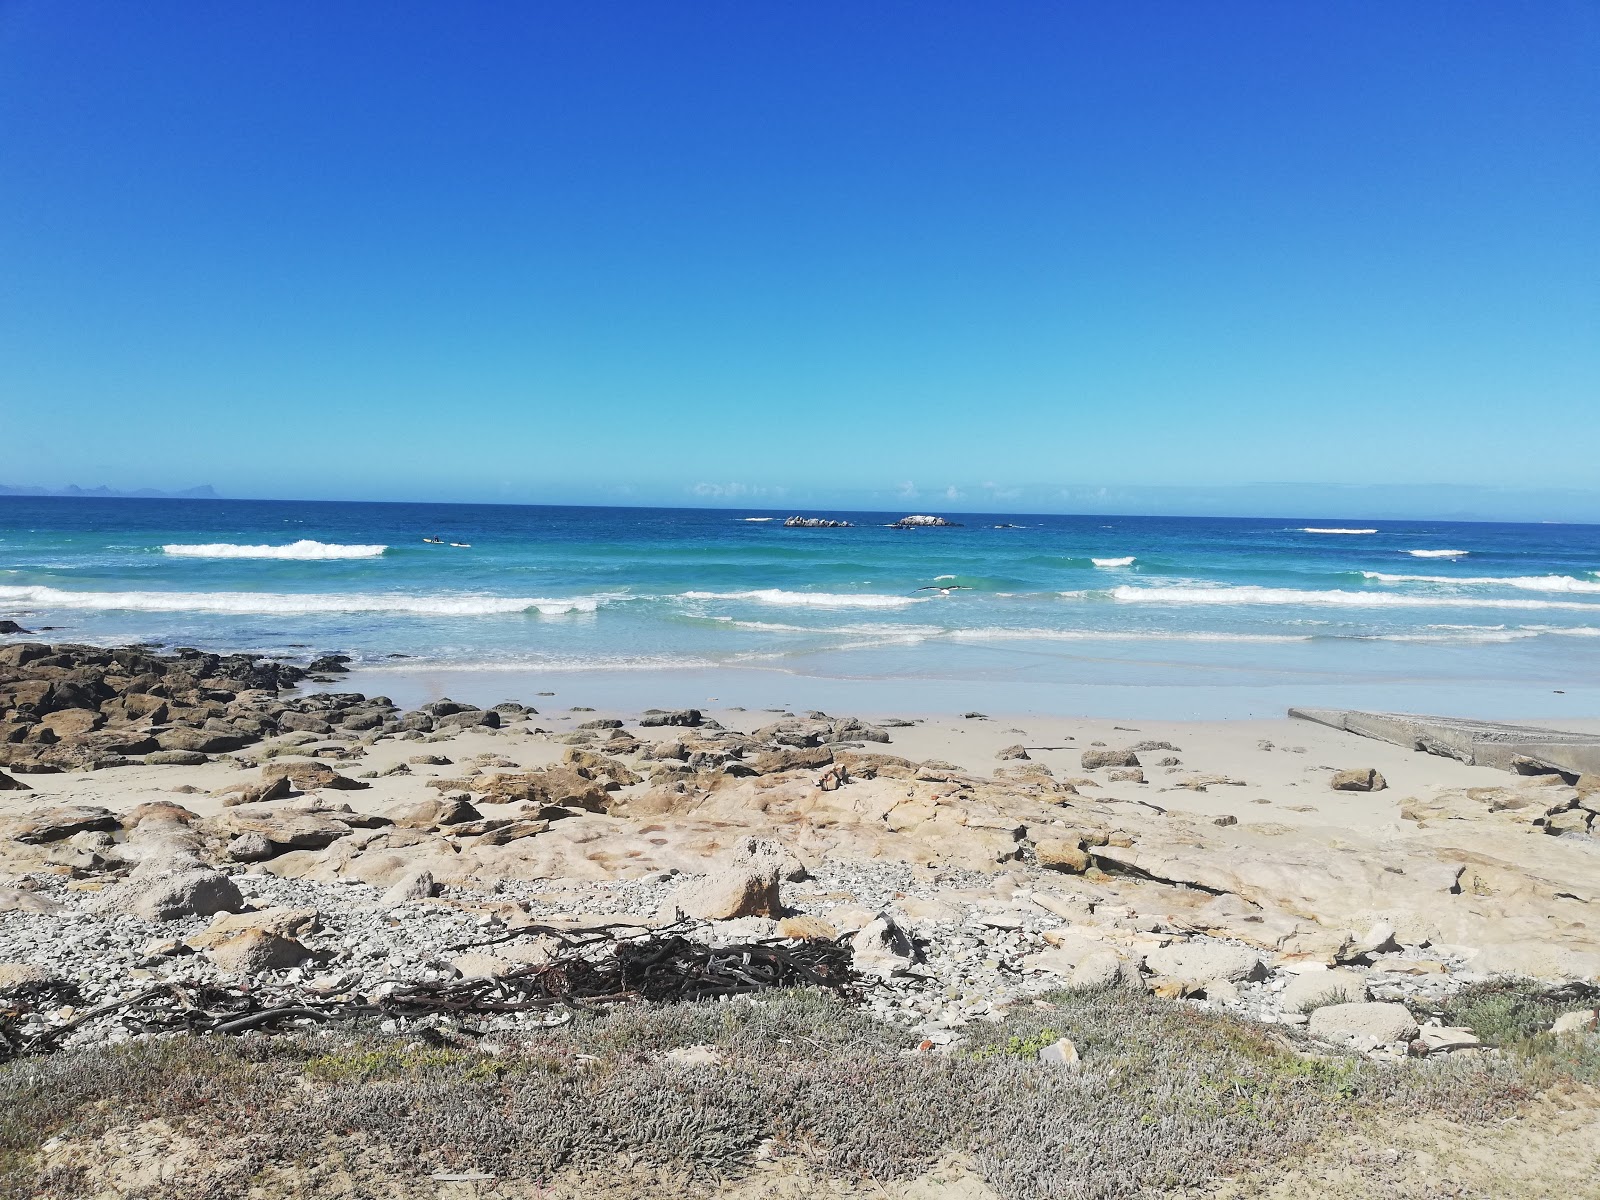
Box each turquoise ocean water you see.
[3,498,1598,717]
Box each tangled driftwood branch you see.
[0,923,858,1060]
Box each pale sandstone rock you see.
[1308,1001,1419,1045]
[1330,768,1387,792]
[1280,968,1368,1012]
[0,963,49,986]
[1551,1010,1596,1036]
[380,868,437,907]
[207,929,309,974]
[1144,942,1264,983]
[1035,839,1090,873]
[850,913,920,979]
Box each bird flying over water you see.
[915,584,972,595]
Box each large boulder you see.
[436,709,500,731]
[5,805,119,844]
[660,838,788,920]
[1308,1001,1419,1046]
[1280,969,1368,1013]
[1331,768,1387,792]
[0,770,30,792]
[156,727,251,754]
[206,929,309,974]
[640,709,703,728]
[109,868,244,922]
[261,760,367,792]
[1082,748,1140,770]
[1144,942,1265,984]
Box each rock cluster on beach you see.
[1,642,1597,1061]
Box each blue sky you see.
[1,3,1596,515]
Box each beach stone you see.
[145,749,208,766]
[1107,768,1144,783]
[1331,768,1387,792]
[1082,748,1139,770]
[228,832,277,862]
[116,868,244,922]
[662,864,780,921]
[777,915,839,941]
[262,760,367,792]
[1280,968,1368,1012]
[1551,1010,1597,1036]
[1071,950,1130,990]
[207,929,308,974]
[1418,1025,1481,1053]
[0,963,50,987]
[849,913,920,979]
[37,708,103,740]
[640,709,703,727]
[387,796,481,829]
[216,810,354,850]
[1037,1037,1081,1070]
[1035,838,1090,873]
[156,727,250,753]
[0,770,30,791]
[450,952,519,979]
[216,775,294,807]
[408,754,452,766]
[1308,1001,1419,1045]
[188,907,320,948]
[436,709,501,731]
[6,805,119,843]
[996,744,1030,761]
[1145,942,1265,984]
[380,868,437,907]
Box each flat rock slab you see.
[1290,708,1600,778]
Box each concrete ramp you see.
[1289,708,1600,779]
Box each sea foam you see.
[1406,549,1468,558]
[0,585,598,616]
[1101,584,1600,611]
[682,589,923,608]
[1092,556,1135,567]
[1302,528,1377,534]
[161,540,387,559]
[1362,572,1600,594]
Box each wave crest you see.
[0,585,597,617]
[1406,549,1468,558]
[161,540,388,559]
[1103,584,1600,611]
[1362,572,1600,594]
[682,589,923,608]
[1302,528,1377,534]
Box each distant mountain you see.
[0,483,219,499]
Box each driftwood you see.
[0,923,858,1060]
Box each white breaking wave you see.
[1092,556,1135,567]
[740,517,775,522]
[1302,528,1377,534]
[948,627,1310,644]
[1100,584,1600,611]
[1362,572,1600,594]
[1406,549,1468,558]
[161,540,388,559]
[682,589,924,609]
[934,574,957,580]
[0,585,599,617]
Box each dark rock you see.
[640,709,703,728]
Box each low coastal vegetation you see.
[3,983,1596,1200]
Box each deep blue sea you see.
[3,497,1599,717]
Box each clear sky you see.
[1,3,1596,514]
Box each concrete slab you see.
[1289,708,1600,779]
